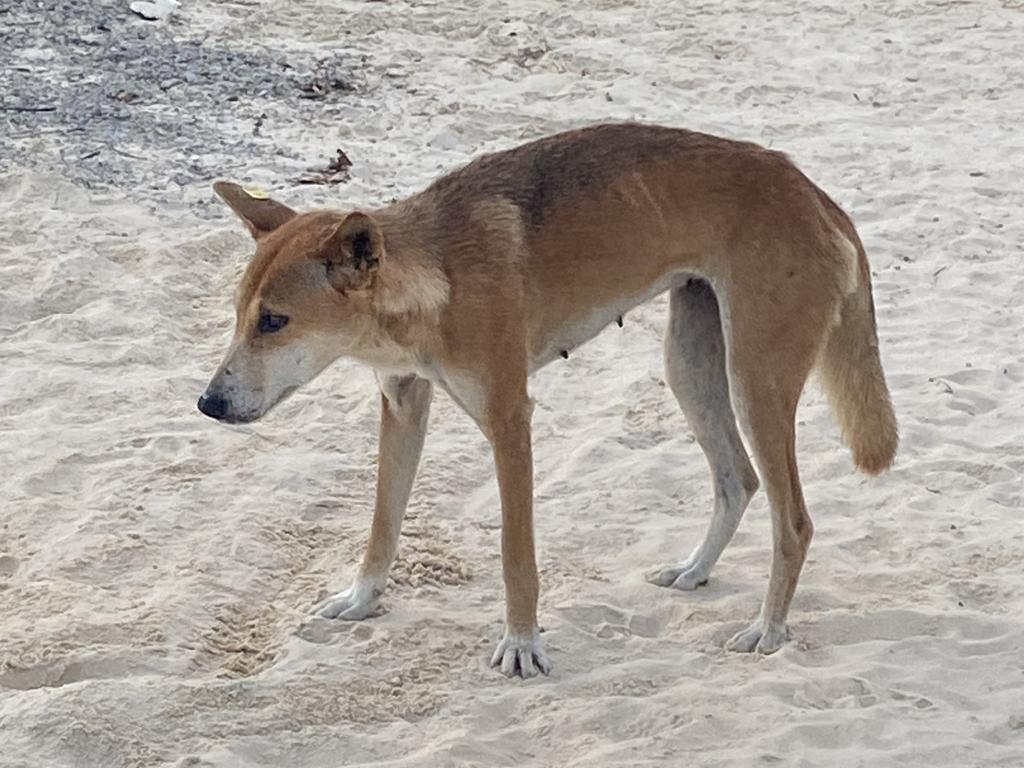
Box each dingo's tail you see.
[818,233,898,475]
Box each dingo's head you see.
[197,182,391,424]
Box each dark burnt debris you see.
[0,0,363,205]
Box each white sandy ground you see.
[2,0,1024,766]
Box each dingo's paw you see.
[725,619,790,654]
[312,580,381,621]
[490,628,552,679]
[646,557,710,591]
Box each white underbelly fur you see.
[528,269,699,372]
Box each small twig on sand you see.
[0,105,57,112]
[112,147,147,160]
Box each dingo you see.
[198,123,897,678]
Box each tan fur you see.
[200,123,897,678]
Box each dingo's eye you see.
[258,312,289,334]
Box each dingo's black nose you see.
[197,392,229,420]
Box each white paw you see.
[725,619,790,654]
[646,557,711,591]
[312,579,381,620]
[490,628,552,679]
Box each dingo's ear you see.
[213,181,297,239]
[321,212,384,293]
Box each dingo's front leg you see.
[314,375,433,620]
[486,399,551,679]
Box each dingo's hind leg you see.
[648,279,759,591]
[720,265,831,654]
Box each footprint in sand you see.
[0,554,19,577]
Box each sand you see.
[1,0,1023,766]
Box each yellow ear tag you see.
[242,185,269,200]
